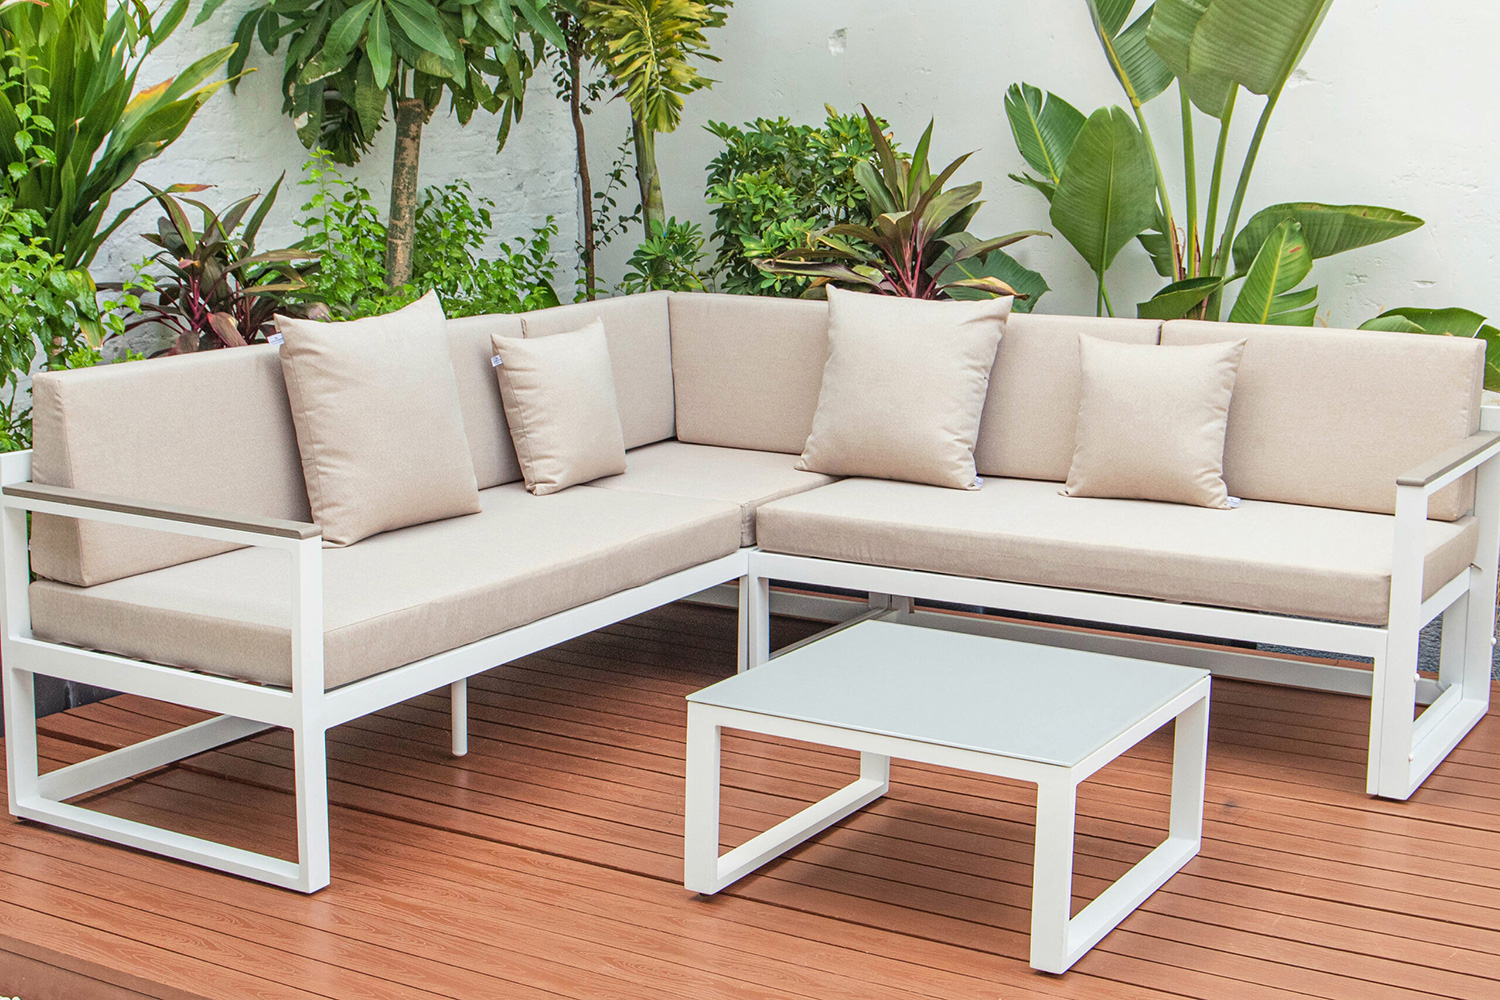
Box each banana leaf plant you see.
[757,108,1045,301]
[1007,0,1425,323]
[111,178,321,355]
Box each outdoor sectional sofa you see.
[2,289,1497,892]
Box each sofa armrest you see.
[1396,431,1500,490]
[2,482,321,540]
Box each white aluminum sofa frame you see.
[739,414,1500,801]
[0,449,750,892]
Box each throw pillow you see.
[797,286,1009,490]
[1063,334,1247,508]
[275,290,482,546]
[496,318,628,495]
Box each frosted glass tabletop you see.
[688,621,1209,768]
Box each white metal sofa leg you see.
[450,679,468,757]
[738,569,771,672]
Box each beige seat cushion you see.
[1162,320,1484,520]
[1064,336,1245,508]
[668,292,830,454]
[494,320,627,495]
[276,292,481,545]
[975,314,1161,481]
[520,292,674,448]
[588,440,837,545]
[29,484,742,689]
[798,287,1009,490]
[756,477,1479,625]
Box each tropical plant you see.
[758,108,1046,303]
[582,0,730,231]
[0,199,107,449]
[108,180,320,354]
[1007,0,1424,323]
[293,157,563,319]
[208,0,566,288]
[620,216,706,293]
[1360,308,1500,392]
[704,108,885,296]
[0,0,233,273]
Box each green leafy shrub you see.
[704,107,884,296]
[620,217,706,294]
[293,159,562,318]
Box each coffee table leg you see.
[1030,772,1079,975]
[684,703,723,894]
[1029,689,1210,974]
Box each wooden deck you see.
[3,601,1500,1000]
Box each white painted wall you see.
[95,0,579,284]
[589,0,1500,325]
[112,1,1499,327]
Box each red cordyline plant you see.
[114,177,321,354]
[756,106,1044,299]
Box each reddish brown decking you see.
[2,601,1499,1000]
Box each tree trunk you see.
[386,97,427,289]
[568,41,597,301]
[632,116,664,234]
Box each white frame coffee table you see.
[684,620,1210,974]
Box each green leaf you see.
[1188,0,1334,98]
[937,246,1051,313]
[1049,106,1158,278]
[1360,307,1487,339]
[385,0,459,61]
[1114,7,1174,104]
[368,2,393,89]
[1093,0,1136,38]
[1228,219,1316,325]
[1010,171,1057,204]
[1147,0,1237,117]
[1231,203,1425,275]
[1004,84,1085,186]
[1137,276,1224,319]
[324,0,377,65]
[1138,228,1177,277]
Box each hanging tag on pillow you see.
[1226,496,1241,508]
[267,332,284,346]
[973,476,985,488]
[490,354,503,367]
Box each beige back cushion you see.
[29,346,311,587]
[668,293,830,454]
[519,292,674,448]
[446,312,525,488]
[975,314,1162,481]
[1162,320,1484,520]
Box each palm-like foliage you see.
[758,108,1042,300]
[206,0,566,287]
[581,0,730,227]
[0,0,234,270]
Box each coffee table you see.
[683,620,1210,974]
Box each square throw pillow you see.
[1063,334,1247,508]
[496,318,627,495]
[275,291,482,546]
[797,286,1010,490]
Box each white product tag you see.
[267,332,284,346]
[1226,496,1241,508]
[490,354,503,367]
[973,476,985,488]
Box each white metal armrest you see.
[2,482,321,542]
[1396,431,1500,494]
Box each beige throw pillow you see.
[1064,334,1246,508]
[496,319,627,495]
[275,291,482,546]
[797,286,1009,490]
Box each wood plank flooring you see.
[3,601,1499,1000]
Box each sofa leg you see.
[737,575,771,672]
[450,679,469,757]
[293,726,331,892]
[2,661,40,815]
